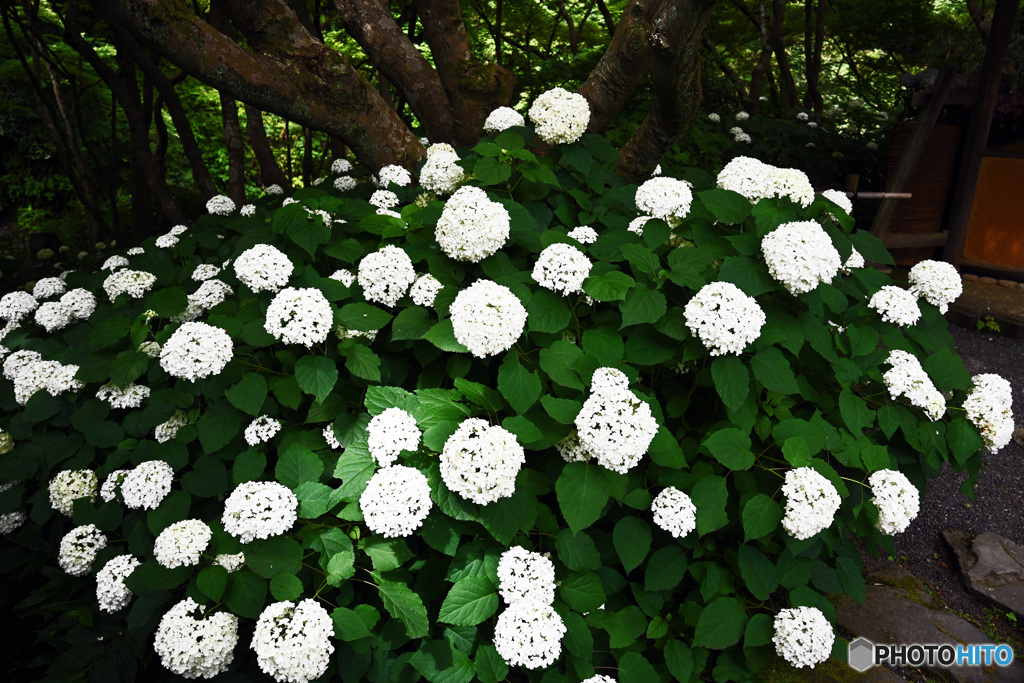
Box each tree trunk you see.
[244,104,291,189]
[802,0,825,118]
[220,93,247,204]
[768,0,798,110]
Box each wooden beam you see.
[882,232,948,249]
[943,0,1020,265]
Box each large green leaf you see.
[294,355,338,403]
[751,346,799,394]
[339,303,393,331]
[702,428,755,470]
[341,344,382,382]
[742,494,782,542]
[612,517,651,574]
[276,443,324,488]
[540,340,584,389]
[497,353,542,415]
[377,578,429,638]
[225,373,269,416]
[619,652,658,683]
[691,474,729,536]
[583,270,635,302]
[437,575,499,626]
[527,288,571,333]
[711,355,749,412]
[559,571,606,613]
[698,188,753,224]
[644,545,687,592]
[619,285,667,328]
[923,347,971,392]
[556,463,609,533]
[332,607,372,641]
[737,545,778,601]
[693,596,747,649]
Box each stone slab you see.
[944,529,1024,617]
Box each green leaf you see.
[583,270,635,302]
[341,344,381,382]
[540,340,584,389]
[247,536,303,578]
[360,536,413,572]
[437,576,499,626]
[581,327,625,367]
[665,640,694,682]
[620,244,661,273]
[270,573,304,601]
[225,373,269,416]
[693,596,747,649]
[613,517,652,573]
[233,449,267,485]
[295,355,338,403]
[860,444,891,471]
[377,579,429,638]
[295,481,340,518]
[742,494,782,542]
[838,388,874,434]
[556,529,602,571]
[527,288,571,333]
[474,644,508,683]
[333,445,375,500]
[332,607,373,641]
[454,378,505,413]
[738,545,779,601]
[923,347,971,392]
[751,347,799,394]
[744,613,774,647]
[556,463,609,533]
[691,475,729,536]
[703,428,755,470]
[276,443,324,488]
[391,306,433,340]
[619,652,658,683]
[711,355,749,412]
[474,156,512,185]
[782,437,813,467]
[108,350,149,386]
[619,285,667,328]
[947,418,984,467]
[283,208,331,257]
[849,229,895,265]
[718,256,776,297]
[196,402,244,453]
[559,571,606,613]
[424,318,470,353]
[541,395,581,424]
[180,457,230,497]
[498,353,542,415]
[224,571,268,619]
[197,566,228,603]
[698,188,753,224]
[520,159,560,186]
[365,386,417,415]
[148,287,188,318]
[339,303,393,331]
[644,545,687,592]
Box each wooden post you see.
[943,0,1019,265]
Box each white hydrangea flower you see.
[907,260,962,314]
[154,519,212,568]
[376,165,412,188]
[651,486,697,538]
[440,418,525,505]
[582,677,617,683]
[0,510,27,534]
[732,128,752,143]
[555,430,591,463]
[409,273,443,307]
[160,322,233,382]
[735,111,750,121]
[138,340,161,358]
[34,301,72,332]
[868,286,921,327]
[245,415,282,447]
[215,552,246,573]
[329,268,356,287]
[33,277,66,299]
[154,598,238,679]
[450,280,527,358]
[58,524,107,576]
[96,382,151,409]
[359,464,432,538]
[963,373,1014,453]
[708,112,721,122]
[868,469,920,534]
[717,156,774,202]
[419,143,465,194]
[883,350,945,421]
[369,189,400,210]
[175,278,234,322]
[769,167,815,208]
[222,481,298,544]
[102,255,130,271]
[497,546,556,605]
[239,203,255,217]
[264,287,333,346]
[528,87,590,145]
[0,291,39,322]
[494,599,566,669]
[49,469,98,516]
[251,599,335,683]
[334,176,357,192]
[821,189,853,216]
[568,226,598,244]
[155,234,179,249]
[100,469,130,502]
[357,245,416,308]
[155,410,189,443]
[761,221,841,295]
[103,269,157,301]
[3,349,41,380]
[843,248,865,273]
[206,195,235,216]
[781,467,841,540]
[11,358,80,404]
[169,225,189,237]
[96,554,141,612]
[773,606,834,668]
[121,460,174,510]
[127,247,144,255]
[575,368,658,474]
[684,281,766,356]
[331,158,352,174]
[635,177,694,221]
[60,288,97,320]
[436,186,511,262]
[322,425,342,450]
[234,244,293,293]
[0,431,13,455]
[484,106,526,132]
[367,407,421,466]
[532,243,592,296]
[192,264,221,281]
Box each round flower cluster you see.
[717,156,773,202]
[367,407,421,466]
[206,194,235,215]
[436,186,511,262]
[103,269,157,301]
[369,189,399,210]
[357,245,416,307]
[419,143,464,194]
[34,301,72,332]
[0,291,39,322]
[484,106,525,132]
[245,415,282,447]
[58,524,107,576]
[449,280,527,358]
[736,111,750,121]
[138,341,161,358]
[651,486,697,538]
[264,287,333,346]
[160,322,233,381]
[440,418,525,504]
[121,460,174,510]
[868,469,920,535]
[127,247,144,255]
[568,225,598,244]
[175,278,234,322]
[684,281,766,356]
[575,367,659,474]
[531,243,592,296]
[330,268,355,287]
[102,255,130,271]
[769,167,815,207]
[11,358,83,405]
[843,248,865,272]
[96,554,141,612]
[61,288,96,319]
[883,350,945,421]
[868,286,921,327]
[155,410,189,443]
[708,112,721,122]
[761,221,841,295]
[215,552,246,573]
[963,373,1014,452]
[234,244,293,293]
[240,204,256,217]
[528,87,590,145]
[555,430,591,462]
[582,677,616,683]
[222,481,298,544]
[359,464,433,538]
[497,546,557,605]
[331,158,352,174]
[251,599,335,683]
[907,260,962,314]
[334,176,357,192]
[49,469,98,516]
[154,519,212,568]
[155,233,179,249]
[409,273,443,307]
[96,382,151,409]
[33,277,66,299]
[634,177,694,221]
[732,129,752,143]
[376,165,412,188]
[821,189,853,216]
[100,470,129,502]
[153,598,238,679]
[780,467,841,540]
[3,349,40,380]
[493,599,566,669]
[773,606,834,668]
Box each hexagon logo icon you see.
[848,637,876,672]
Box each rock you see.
[944,529,1024,617]
[962,273,980,282]
[979,276,998,285]
[997,279,1017,289]
[835,567,1024,682]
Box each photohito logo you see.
[848,637,1015,672]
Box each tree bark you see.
[244,104,291,189]
[220,92,247,204]
[768,0,798,110]
[802,0,825,118]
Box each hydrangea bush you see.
[0,90,1008,682]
